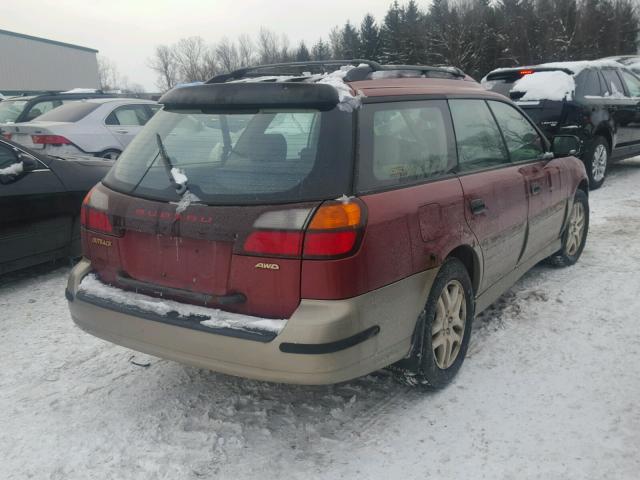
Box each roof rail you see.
[207,59,465,83]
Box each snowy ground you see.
[2,160,640,480]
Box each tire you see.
[391,258,475,390]
[98,149,121,160]
[583,136,608,190]
[547,189,589,267]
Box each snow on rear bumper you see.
[66,258,438,384]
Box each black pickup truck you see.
[0,138,113,274]
[483,61,640,189]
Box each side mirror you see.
[18,154,39,172]
[551,135,580,157]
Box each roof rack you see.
[207,59,466,84]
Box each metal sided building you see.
[0,29,99,95]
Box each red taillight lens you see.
[519,69,534,76]
[2,133,11,140]
[80,187,115,235]
[85,208,113,233]
[303,231,357,257]
[244,231,303,256]
[31,134,71,145]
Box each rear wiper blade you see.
[156,133,186,195]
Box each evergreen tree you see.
[295,41,311,61]
[340,21,361,59]
[359,13,381,61]
[311,38,332,60]
[379,1,404,63]
[400,0,427,64]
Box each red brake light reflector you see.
[244,231,303,257]
[303,231,357,257]
[31,135,71,145]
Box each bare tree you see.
[238,34,256,66]
[257,28,281,64]
[174,36,209,82]
[201,46,218,80]
[97,55,120,91]
[148,45,179,91]
[216,37,240,72]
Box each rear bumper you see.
[66,259,438,384]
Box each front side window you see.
[488,101,545,162]
[0,144,18,169]
[449,99,509,172]
[357,100,456,191]
[620,70,640,97]
[103,107,353,204]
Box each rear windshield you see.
[36,102,101,122]
[485,70,575,101]
[103,108,353,205]
[0,100,28,123]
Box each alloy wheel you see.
[432,280,467,369]
[592,144,607,182]
[565,201,586,256]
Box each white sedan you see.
[3,98,160,159]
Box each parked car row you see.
[0,91,160,160]
[482,59,640,188]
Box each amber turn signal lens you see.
[309,202,362,230]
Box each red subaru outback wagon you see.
[66,61,589,388]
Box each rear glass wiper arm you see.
[156,133,187,195]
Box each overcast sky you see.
[2,0,393,91]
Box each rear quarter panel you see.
[301,178,478,300]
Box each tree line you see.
[148,0,640,91]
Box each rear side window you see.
[36,102,101,122]
[105,105,151,126]
[601,70,626,97]
[103,108,353,205]
[357,100,456,191]
[620,70,640,97]
[449,99,509,172]
[577,70,604,97]
[488,101,545,162]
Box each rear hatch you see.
[83,83,355,319]
[483,67,577,138]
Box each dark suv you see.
[0,91,117,126]
[66,60,589,388]
[483,61,640,188]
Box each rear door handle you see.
[530,182,542,195]
[115,129,129,134]
[470,198,487,215]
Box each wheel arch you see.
[445,244,481,295]
[593,125,613,152]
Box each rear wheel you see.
[98,149,121,160]
[584,136,608,189]
[547,189,589,267]
[392,258,474,389]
